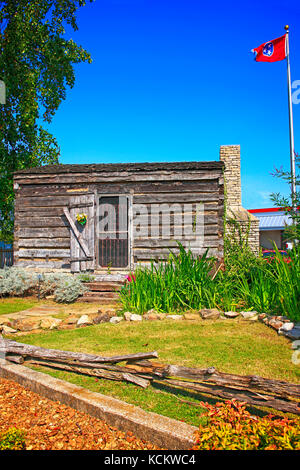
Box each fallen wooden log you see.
[165,364,300,399]
[159,378,300,415]
[26,358,150,388]
[0,337,158,365]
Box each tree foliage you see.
[0,0,93,241]
[271,153,300,243]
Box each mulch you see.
[0,378,162,450]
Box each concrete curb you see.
[0,358,197,450]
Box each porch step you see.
[86,282,123,292]
[79,296,120,304]
[83,291,119,299]
[79,280,124,303]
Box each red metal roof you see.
[248,208,283,214]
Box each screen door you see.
[98,196,129,268]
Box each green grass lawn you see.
[11,318,300,427]
[0,297,39,315]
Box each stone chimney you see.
[219,145,242,208]
[220,145,259,253]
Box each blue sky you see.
[45,0,300,209]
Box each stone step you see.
[83,291,119,298]
[86,282,123,292]
[79,296,120,304]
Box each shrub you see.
[0,268,88,303]
[192,400,300,450]
[0,267,37,296]
[0,428,26,450]
[53,275,87,303]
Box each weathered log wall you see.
[13,162,224,271]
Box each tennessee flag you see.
[252,35,287,62]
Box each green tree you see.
[0,0,93,241]
[271,153,300,243]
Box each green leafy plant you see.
[193,400,300,450]
[0,428,26,450]
[269,244,300,321]
[76,273,95,283]
[120,243,217,314]
[271,153,300,244]
[0,0,93,241]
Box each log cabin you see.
[13,156,226,274]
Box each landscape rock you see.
[279,322,295,332]
[166,315,183,320]
[40,317,62,330]
[77,315,93,327]
[124,312,134,321]
[11,317,41,332]
[199,309,220,320]
[0,325,17,335]
[268,319,283,330]
[63,315,79,325]
[143,312,166,321]
[275,316,290,323]
[240,311,258,320]
[130,314,143,321]
[110,316,123,324]
[258,313,267,321]
[183,313,200,321]
[224,311,240,318]
[0,317,13,327]
[90,312,115,324]
[282,327,300,341]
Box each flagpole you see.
[285,25,297,203]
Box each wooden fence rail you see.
[1,338,299,416]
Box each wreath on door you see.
[76,213,87,226]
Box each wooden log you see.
[18,238,70,249]
[14,170,223,185]
[16,249,70,258]
[17,217,66,228]
[165,365,300,399]
[16,181,220,196]
[0,338,158,365]
[5,354,24,364]
[26,358,150,388]
[134,224,219,237]
[133,193,221,204]
[16,259,71,269]
[18,227,70,238]
[133,247,218,260]
[133,238,219,249]
[159,378,300,415]
[133,248,220,260]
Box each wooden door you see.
[97,196,129,268]
[64,194,95,272]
